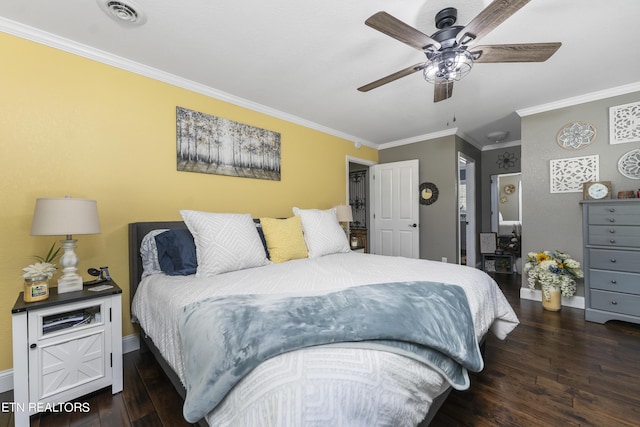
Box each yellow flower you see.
[536,253,550,263]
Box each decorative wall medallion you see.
[618,149,640,179]
[496,151,518,170]
[549,155,599,193]
[504,184,516,194]
[556,122,596,150]
[610,101,640,144]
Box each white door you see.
[371,159,419,258]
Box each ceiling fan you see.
[358,0,561,102]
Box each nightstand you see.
[482,253,514,274]
[11,281,123,426]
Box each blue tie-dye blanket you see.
[178,281,483,423]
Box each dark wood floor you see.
[2,273,639,426]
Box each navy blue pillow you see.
[254,220,270,260]
[155,229,197,276]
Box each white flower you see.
[22,262,57,279]
[526,250,583,300]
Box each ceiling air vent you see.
[97,0,147,26]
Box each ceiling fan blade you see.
[434,79,454,103]
[473,42,561,62]
[366,11,441,51]
[456,0,531,46]
[358,63,426,92]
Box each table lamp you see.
[334,204,353,236]
[30,196,100,293]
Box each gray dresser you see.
[580,199,640,324]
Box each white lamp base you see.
[57,239,84,294]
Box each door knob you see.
[409,223,417,228]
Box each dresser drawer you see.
[588,225,640,248]
[590,289,640,317]
[588,204,640,226]
[589,249,640,273]
[589,269,640,295]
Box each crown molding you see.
[378,128,458,150]
[482,139,521,151]
[0,17,378,149]
[516,82,640,117]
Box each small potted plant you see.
[22,243,60,302]
[524,250,583,311]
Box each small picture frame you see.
[480,232,498,254]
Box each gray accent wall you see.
[521,91,640,295]
[379,134,480,263]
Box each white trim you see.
[0,17,376,150]
[517,82,640,118]
[482,139,522,152]
[1,333,141,393]
[519,287,585,309]
[378,128,458,150]
[0,369,12,394]
[122,332,140,354]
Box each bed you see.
[129,210,519,426]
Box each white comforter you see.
[132,253,518,426]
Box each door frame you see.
[346,156,377,251]
[345,156,377,205]
[458,152,476,267]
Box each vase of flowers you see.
[22,243,60,302]
[524,250,583,311]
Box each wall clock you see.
[582,181,612,200]
[419,182,439,205]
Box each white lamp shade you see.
[334,205,353,222]
[30,197,101,236]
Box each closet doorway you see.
[346,156,376,253]
[458,153,476,267]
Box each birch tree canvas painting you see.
[177,106,281,181]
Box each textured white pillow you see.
[180,210,269,277]
[140,229,169,278]
[292,207,351,258]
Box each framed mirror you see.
[491,172,521,236]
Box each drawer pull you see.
[609,239,616,244]
[611,300,618,305]
[609,208,615,212]
[611,280,617,284]
[608,218,615,223]
[609,229,615,233]
[610,258,617,263]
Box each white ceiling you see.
[2,0,640,149]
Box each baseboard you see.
[122,333,141,354]
[520,287,585,309]
[1,333,141,394]
[0,369,12,394]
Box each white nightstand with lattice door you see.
[11,282,122,427]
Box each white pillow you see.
[292,207,351,258]
[140,229,169,278]
[180,210,269,277]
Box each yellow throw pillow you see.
[259,217,308,263]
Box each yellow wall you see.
[0,32,377,371]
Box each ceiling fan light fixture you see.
[423,49,474,83]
